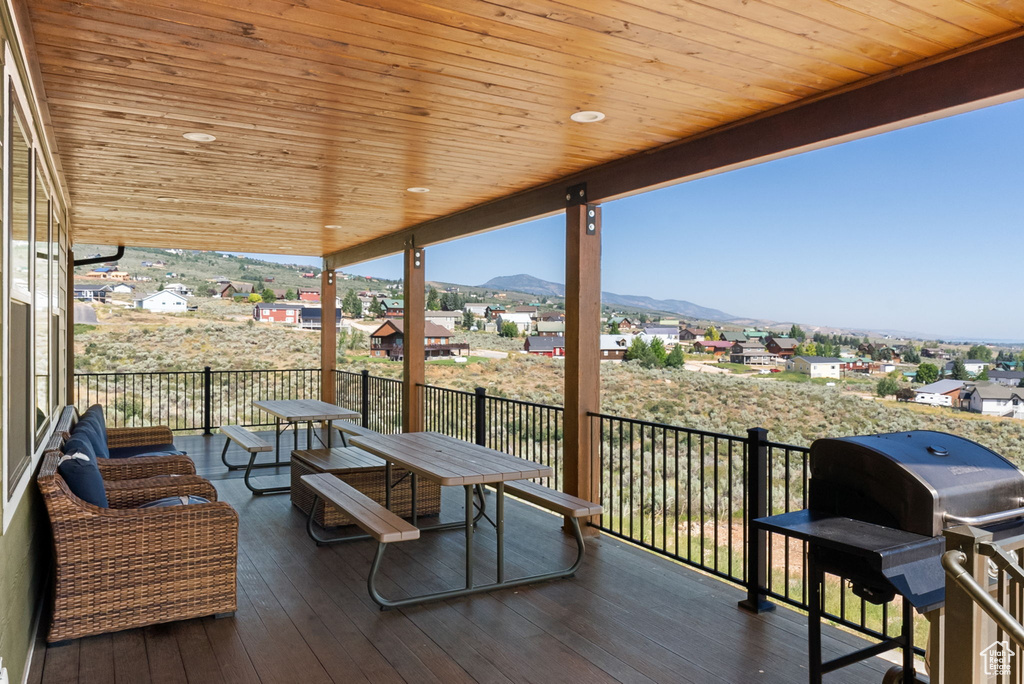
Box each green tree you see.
[915,362,939,384]
[876,376,900,397]
[896,387,916,402]
[348,329,366,351]
[426,287,441,311]
[1018,376,1024,388]
[248,293,262,303]
[440,292,454,310]
[665,344,685,368]
[967,344,992,362]
[789,324,805,340]
[624,336,649,362]
[337,327,349,351]
[157,282,164,291]
[607,319,621,334]
[342,289,361,318]
[285,288,296,300]
[369,295,379,317]
[499,321,519,338]
[462,311,475,329]
[260,288,276,303]
[706,326,721,341]
[951,358,970,381]
[977,368,990,381]
[648,337,668,366]
[903,346,921,364]
[803,341,818,357]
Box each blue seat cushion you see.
[57,453,108,508]
[72,419,109,459]
[108,443,184,459]
[61,433,98,463]
[137,495,210,508]
[76,405,110,458]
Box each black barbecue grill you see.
[755,430,1024,684]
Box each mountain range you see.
[480,274,737,322]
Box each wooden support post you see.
[66,246,76,405]
[402,245,425,433]
[563,184,601,531]
[321,268,337,404]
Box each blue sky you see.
[237,97,1024,342]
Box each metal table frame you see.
[305,433,587,609]
[245,400,359,495]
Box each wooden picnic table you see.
[348,431,561,606]
[248,399,360,494]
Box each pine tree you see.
[285,288,296,300]
[951,358,970,381]
[462,311,475,329]
[624,336,649,362]
[261,288,276,303]
[342,289,361,318]
[649,338,668,366]
[665,344,685,368]
[369,295,379,317]
[426,287,441,311]
[789,324,805,340]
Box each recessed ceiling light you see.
[183,132,216,142]
[570,110,605,123]
[324,224,342,229]
[156,196,181,203]
[406,187,430,193]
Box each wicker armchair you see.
[39,450,238,643]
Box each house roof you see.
[599,335,631,351]
[682,328,706,335]
[299,307,341,320]
[255,303,303,310]
[486,305,506,311]
[990,370,1024,381]
[514,306,538,313]
[381,299,404,308]
[498,313,532,324]
[537,321,565,332]
[642,326,678,336]
[721,332,748,342]
[963,382,1024,401]
[945,359,990,370]
[74,284,112,292]
[916,380,966,394]
[694,341,733,350]
[371,319,452,338]
[424,310,456,318]
[793,356,843,364]
[139,290,187,302]
[526,336,565,352]
[767,337,799,350]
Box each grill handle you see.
[944,502,1024,527]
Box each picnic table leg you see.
[385,462,392,510]
[465,485,475,589]
[293,421,298,453]
[411,473,418,527]
[496,482,505,583]
[306,421,313,450]
[274,419,282,464]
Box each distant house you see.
[464,303,489,317]
[232,281,254,295]
[135,290,188,313]
[485,305,506,320]
[641,325,679,345]
[990,370,1024,387]
[538,311,565,322]
[298,307,342,330]
[960,382,1024,419]
[765,336,798,358]
[536,321,565,337]
[370,320,466,360]
[380,298,404,317]
[164,283,193,297]
[140,261,153,268]
[599,335,631,361]
[424,310,458,332]
[730,341,776,365]
[298,288,320,302]
[514,305,539,319]
[679,328,706,342]
[721,331,748,343]
[841,357,873,374]
[914,379,966,407]
[788,356,843,379]
[944,359,989,377]
[524,335,565,358]
[111,283,135,294]
[606,316,633,332]
[692,340,732,356]
[658,319,680,328]
[264,277,275,283]
[272,288,289,300]
[497,312,532,334]
[921,348,949,359]
[744,330,770,340]
[253,303,302,323]
[73,284,111,302]
[213,283,236,299]
[301,272,317,278]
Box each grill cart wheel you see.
[882,666,904,684]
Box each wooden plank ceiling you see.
[24,0,1024,257]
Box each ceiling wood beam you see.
[326,32,1024,270]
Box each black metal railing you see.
[420,384,563,489]
[334,369,403,434]
[74,368,320,432]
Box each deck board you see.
[31,433,899,683]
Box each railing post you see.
[943,524,994,683]
[474,387,487,447]
[738,426,775,613]
[360,369,370,429]
[202,366,212,435]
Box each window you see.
[35,164,51,434]
[8,98,32,498]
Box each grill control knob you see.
[928,445,949,456]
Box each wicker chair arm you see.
[105,426,176,449]
[97,454,195,480]
[105,476,218,508]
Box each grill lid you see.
[808,431,1024,537]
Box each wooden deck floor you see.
[30,432,896,683]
